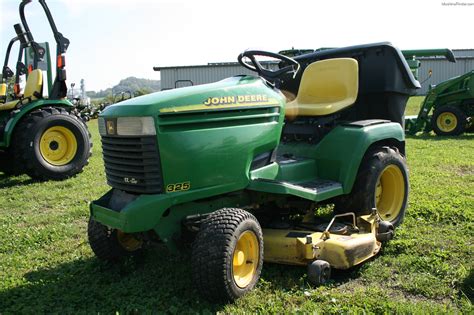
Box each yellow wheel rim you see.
[375,165,405,222]
[436,112,458,133]
[39,126,78,166]
[232,230,259,288]
[116,230,143,251]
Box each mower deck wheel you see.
[308,260,331,286]
[192,208,264,302]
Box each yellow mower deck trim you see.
[262,215,381,269]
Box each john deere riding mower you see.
[0,0,91,180]
[88,42,418,301]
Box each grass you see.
[1,105,473,314]
[406,96,425,116]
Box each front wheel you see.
[88,218,144,262]
[335,146,409,227]
[13,107,92,180]
[192,208,264,302]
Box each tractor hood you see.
[100,75,285,118]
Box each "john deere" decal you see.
[203,94,269,106]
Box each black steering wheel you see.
[238,50,301,81]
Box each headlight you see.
[98,117,156,136]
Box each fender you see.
[313,120,405,192]
[0,99,73,147]
[276,120,405,194]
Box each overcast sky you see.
[1,0,473,91]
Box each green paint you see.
[25,42,53,95]
[92,75,407,250]
[0,99,73,148]
[406,70,474,134]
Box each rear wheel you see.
[432,105,467,136]
[192,208,264,302]
[88,218,143,261]
[335,146,409,227]
[12,107,91,180]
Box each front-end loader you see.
[88,42,419,301]
[0,0,91,180]
[402,49,473,135]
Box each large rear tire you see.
[12,107,92,180]
[335,146,409,227]
[432,105,467,136]
[192,208,264,302]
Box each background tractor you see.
[402,49,473,135]
[0,0,91,180]
[88,42,418,301]
[406,70,474,136]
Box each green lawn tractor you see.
[0,0,91,180]
[406,70,474,136]
[88,42,419,301]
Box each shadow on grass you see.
[462,267,473,303]
[405,133,474,141]
[0,174,37,189]
[0,247,225,313]
[260,257,368,293]
[0,246,374,313]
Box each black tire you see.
[335,146,409,227]
[12,107,92,180]
[432,105,467,136]
[87,217,143,262]
[376,221,395,242]
[0,149,22,175]
[307,260,331,286]
[192,208,264,302]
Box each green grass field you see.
[0,102,473,313]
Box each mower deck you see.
[263,214,381,269]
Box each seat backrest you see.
[0,83,6,103]
[23,69,43,100]
[286,58,358,117]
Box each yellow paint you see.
[436,112,458,132]
[233,230,259,288]
[262,215,381,269]
[285,58,358,118]
[0,69,43,111]
[375,164,406,221]
[116,230,143,251]
[203,94,269,106]
[165,181,190,193]
[0,83,6,100]
[376,165,405,221]
[160,99,279,113]
[39,126,78,166]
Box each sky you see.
[1,0,473,91]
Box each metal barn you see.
[154,49,474,95]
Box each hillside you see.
[87,77,161,98]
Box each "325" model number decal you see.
[166,181,190,193]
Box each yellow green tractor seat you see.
[285,58,359,119]
[0,69,43,111]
